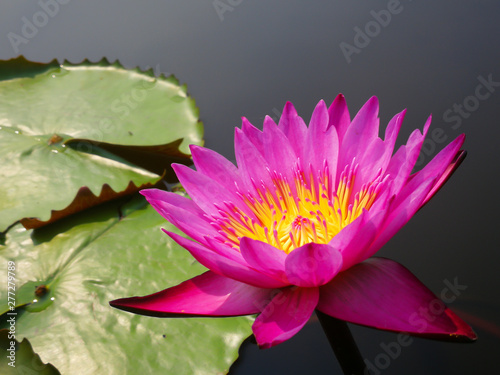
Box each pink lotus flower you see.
[110,95,476,348]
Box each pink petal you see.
[203,236,247,263]
[337,96,379,180]
[262,116,297,186]
[277,102,308,159]
[344,108,404,193]
[360,109,406,183]
[241,117,264,153]
[252,286,319,348]
[392,134,465,209]
[284,243,343,287]
[234,128,274,193]
[142,195,217,247]
[385,117,431,196]
[141,188,205,217]
[317,258,476,341]
[166,231,288,289]
[277,102,301,134]
[328,93,350,143]
[190,145,241,192]
[421,149,466,207]
[349,108,405,192]
[384,109,405,149]
[331,210,385,271]
[366,176,437,256]
[239,237,288,283]
[172,163,254,220]
[110,271,273,317]
[306,100,339,179]
[405,134,465,206]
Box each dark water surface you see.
[1,1,499,374]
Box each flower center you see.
[213,161,387,254]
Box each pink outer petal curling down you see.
[110,94,476,348]
[110,271,276,317]
[317,258,477,341]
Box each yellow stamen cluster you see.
[213,162,385,254]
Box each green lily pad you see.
[0,57,205,231]
[0,57,203,152]
[0,127,161,232]
[0,329,61,375]
[0,281,45,315]
[0,195,253,375]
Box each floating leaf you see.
[19,179,163,230]
[0,329,61,375]
[0,57,204,231]
[0,128,161,232]
[0,56,203,157]
[0,280,43,315]
[0,195,252,375]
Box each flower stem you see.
[316,310,367,375]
